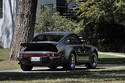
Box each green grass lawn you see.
[0,48,19,70]
[0,49,125,83]
[0,48,10,60]
[98,54,125,64]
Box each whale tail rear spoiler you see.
[20,42,58,52]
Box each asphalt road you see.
[0,52,125,73]
[0,64,125,73]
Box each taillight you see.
[19,53,60,57]
[19,54,32,57]
[44,54,53,56]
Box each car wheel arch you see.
[63,49,77,70]
[63,46,73,59]
[86,51,98,69]
[90,47,98,55]
[87,48,98,63]
[63,46,77,62]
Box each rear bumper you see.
[18,56,64,66]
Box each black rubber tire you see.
[85,53,98,69]
[20,64,33,71]
[48,65,57,70]
[63,53,76,70]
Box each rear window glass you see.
[32,34,64,42]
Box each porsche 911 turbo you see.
[17,32,98,71]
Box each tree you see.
[10,0,37,60]
[75,0,125,24]
[74,0,125,52]
[36,8,83,34]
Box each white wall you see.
[0,0,17,48]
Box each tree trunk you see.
[10,0,37,60]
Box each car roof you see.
[42,32,74,36]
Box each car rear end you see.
[17,42,64,67]
[17,33,66,71]
[18,51,63,66]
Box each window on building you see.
[47,4,53,14]
[56,0,67,15]
[0,0,3,18]
[41,4,54,15]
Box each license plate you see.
[31,57,40,61]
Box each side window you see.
[0,0,3,18]
[32,35,45,41]
[67,35,81,44]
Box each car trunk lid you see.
[21,42,58,52]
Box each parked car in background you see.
[17,32,98,71]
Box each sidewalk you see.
[98,52,125,57]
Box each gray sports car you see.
[17,32,98,71]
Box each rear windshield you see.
[32,34,64,42]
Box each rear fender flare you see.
[64,46,74,60]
